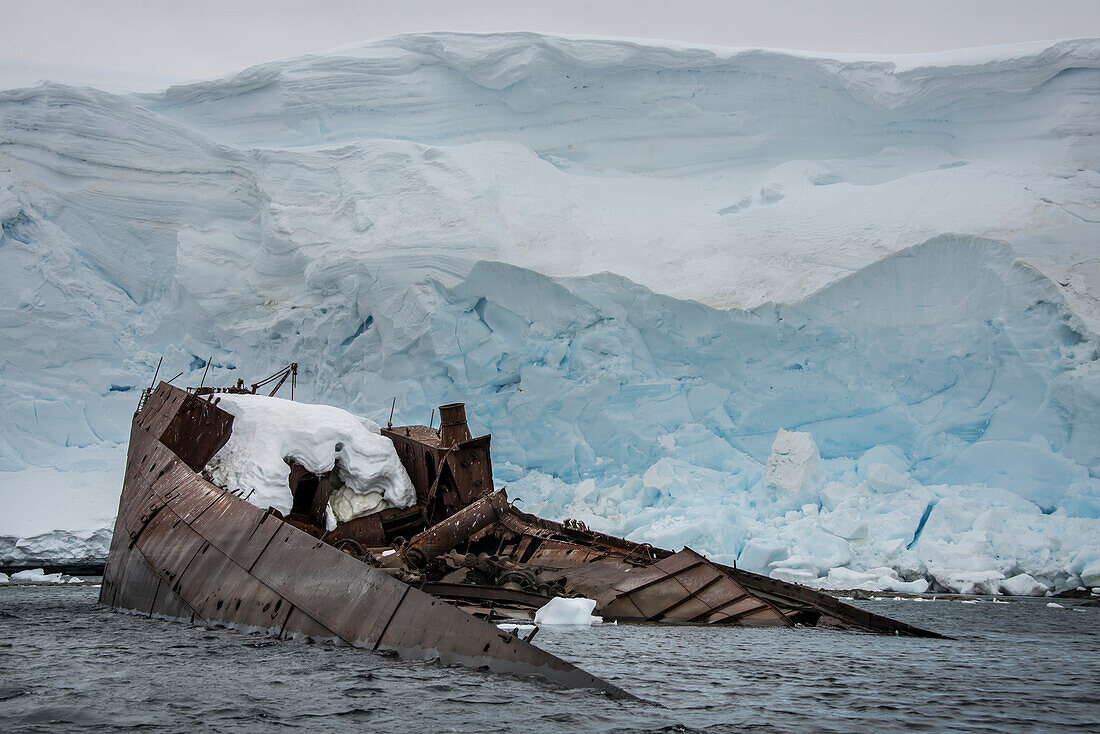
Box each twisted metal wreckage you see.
[101,364,942,699]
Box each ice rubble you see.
[205,394,415,518]
[4,568,84,584]
[1,33,1099,592]
[534,597,602,626]
[1000,573,1049,597]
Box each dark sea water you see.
[0,584,1097,733]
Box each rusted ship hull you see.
[102,378,941,700]
[101,383,633,698]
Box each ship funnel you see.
[438,403,472,446]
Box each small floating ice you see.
[1046,602,1065,609]
[959,599,980,604]
[534,597,602,626]
[10,568,65,584]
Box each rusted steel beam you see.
[723,564,947,638]
[404,490,508,567]
[419,582,551,609]
[496,507,662,565]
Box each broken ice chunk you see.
[534,597,602,625]
[1000,573,1049,597]
[765,429,825,509]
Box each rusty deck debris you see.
[102,372,943,700]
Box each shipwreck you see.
[101,364,941,698]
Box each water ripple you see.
[1,586,1097,733]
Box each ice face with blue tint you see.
[1,33,1098,592]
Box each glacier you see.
[1,32,1098,593]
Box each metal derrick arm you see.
[251,362,297,398]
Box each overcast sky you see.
[3,0,1099,86]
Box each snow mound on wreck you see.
[205,394,415,516]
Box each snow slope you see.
[1,33,1098,592]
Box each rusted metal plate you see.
[201,572,293,633]
[111,547,164,616]
[158,392,233,471]
[248,523,411,645]
[149,578,196,622]
[172,538,293,632]
[188,494,282,571]
[596,549,791,626]
[726,565,946,637]
[131,437,181,482]
[322,513,386,548]
[496,507,658,565]
[527,543,605,566]
[157,474,225,524]
[148,458,197,497]
[370,585,632,698]
[703,596,771,623]
[131,384,187,439]
[136,444,182,485]
[609,552,704,595]
[133,505,206,586]
[419,582,550,609]
[281,607,337,641]
[117,486,164,544]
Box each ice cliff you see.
[1,33,1098,592]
